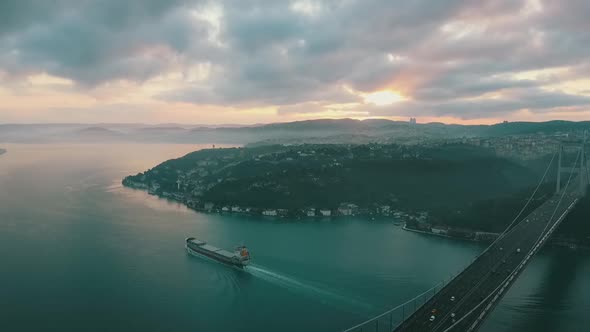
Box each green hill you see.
[124,143,549,229]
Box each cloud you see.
[0,0,214,85]
[0,0,589,123]
[364,89,590,120]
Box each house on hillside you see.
[338,203,358,216]
[262,209,278,216]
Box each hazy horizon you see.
[1,117,589,128]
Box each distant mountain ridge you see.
[0,119,588,144]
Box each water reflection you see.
[482,249,590,332]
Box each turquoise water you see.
[0,144,588,331]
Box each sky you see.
[0,0,589,125]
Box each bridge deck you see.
[393,188,580,332]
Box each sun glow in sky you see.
[363,90,406,106]
[0,0,589,124]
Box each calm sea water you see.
[0,144,588,332]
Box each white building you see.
[431,227,448,235]
[338,203,358,216]
[262,209,278,216]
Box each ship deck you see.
[199,244,234,258]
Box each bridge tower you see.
[556,134,588,196]
[582,132,588,195]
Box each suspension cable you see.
[543,149,581,235]
[440,149,581,332]
[393,153,557,331]
[345,152,559,332]
[467,151,557,264]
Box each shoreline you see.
[403,223,590,252]
[124,183,590,252]
[123,183,414,220]
[402,225,479,242]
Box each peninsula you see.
[123,142,556,232]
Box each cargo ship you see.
[185,237,251,268]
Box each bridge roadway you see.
[394,187,580,332]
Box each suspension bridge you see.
[345,138,588,332]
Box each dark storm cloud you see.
[1,0,589,119]
[0,0,62,35]
[0,0,210,84]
